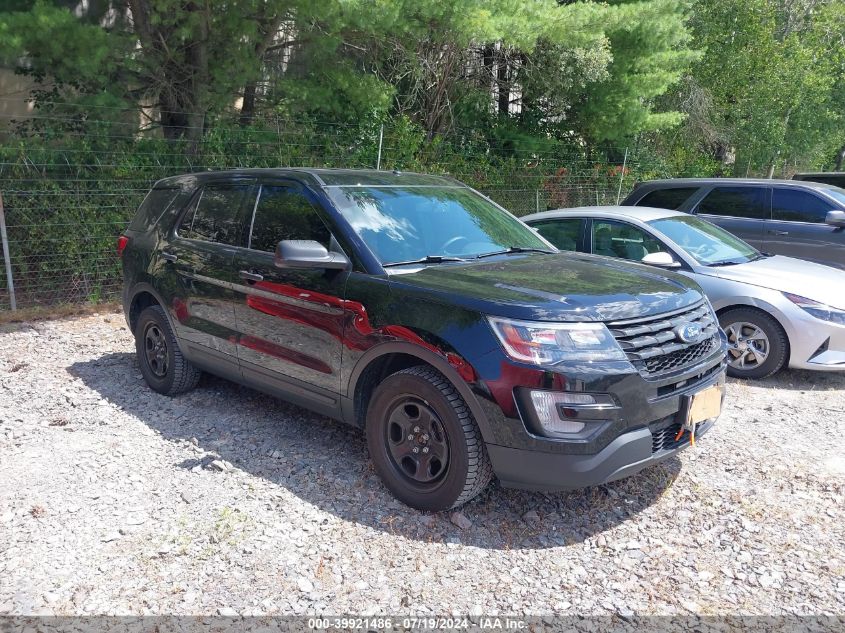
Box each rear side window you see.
[696,186,768,220]
[530,219,582,251]
[636,187,698,210]
[772,189,834,223]
[128,188,181,232]
[248,185,331,253]
[179,184,250,245]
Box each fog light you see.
[529,391,593,436]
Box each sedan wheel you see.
[724,321,769,371]
[718,308,788,379]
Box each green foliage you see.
[665,0,845,174]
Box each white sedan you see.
[522,206,845,379]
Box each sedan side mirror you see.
[641,251,682,268]
[275,240,350,270]
[825,210,845,228]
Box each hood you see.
[387,252,702,322]
[698,255,845,310]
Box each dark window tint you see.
[129,188,181,232]
[697,186,768,220]
[531,219,582,251]
[180,184,250,245]
[636,187,698,210]
[592,220,664,261]
[772,189,834,223]
[249,186,331,253]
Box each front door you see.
[164,181,253,368]
[765,187,845,269]
[231,182,350,412]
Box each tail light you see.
[117,235,129,257]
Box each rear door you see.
[692,185,770,250]
[231,181,351,413]
[766,187,845,268]
[163,180,254,369]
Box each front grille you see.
[651,419,703,453]
[607,300,720,377]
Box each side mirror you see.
[275,240,350,270]
[825,210,845,228]
[641,251,682,268]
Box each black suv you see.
[121,169,727,511]
[622,178,845,269]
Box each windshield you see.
[326,186,553,265]
[648,215,760,265]
[822,187,845,206]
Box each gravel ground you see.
[1,312,844,617]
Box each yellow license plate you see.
[687,384,723,425]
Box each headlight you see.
[784,293,845,326]
[488,317,627,365]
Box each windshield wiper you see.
[476,246,556,259]
[706,259,743,267]
[383,255,469,268]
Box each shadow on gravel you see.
[734,368,845,392]
[69,352,681,550]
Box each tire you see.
[719,307,788,379]
[135,305,202,395]
[366,365,493,511]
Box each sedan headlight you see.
[784,293,845,326]
[488,317,627,365]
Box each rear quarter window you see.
[128,188,181,232]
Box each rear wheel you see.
[366,365,493,511]
[719,308,788,379]
[135,305,202,395]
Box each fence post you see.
[376,124,384,170]
[615,147,629,205]
[0,192,17,311]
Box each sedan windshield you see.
[822,187,845,206]
[648,215,761,266]
[326,186,553,265]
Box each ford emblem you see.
[675,323,703,344]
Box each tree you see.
[665,0,845,175]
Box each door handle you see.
[768,230,789,236]
[161,251,178,262]
[239,270,264,283]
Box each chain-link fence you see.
[0,107,670,313]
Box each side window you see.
[531,219,582,251]
[772,189,832,223]
[249,185,331,253]
[179,184,250,245]
[696,186,768,220]
[592,220,665,262]
[636,187,698,210]
[128,188,181,232]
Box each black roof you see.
[154,168,463,190]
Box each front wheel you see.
[366,365,493,511]
[719,308,788,379]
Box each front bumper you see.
[489,417,715,491]
[471,339,727,491]
[785,308,845,371]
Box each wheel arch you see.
[715,301,792,366]
[127,283,173,333]
[344,342,493,442]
